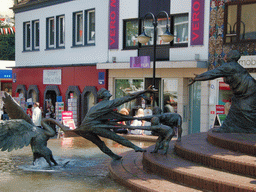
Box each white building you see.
[12,0,211,134]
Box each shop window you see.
[73,9,95,47]
[225,1,256,43]
[163,79,178,113]
[115,79,144,111]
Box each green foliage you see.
[0,34,15,60]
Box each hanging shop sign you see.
[108,0,119,49]
[190,0,205,46]
[43,69,62,85]
[130,56,150,68]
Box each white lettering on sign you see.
[238,56,256,68]
[43,69,62,85]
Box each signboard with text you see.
[190,0,205,45]
[109,0,119,49]
[43,69,62,85]
[130,56,150,68]
[62,111,76,130]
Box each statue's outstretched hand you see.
[146,85,158,93]
[188,74,198,86]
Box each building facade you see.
[207,0,256,127]
[13,0,211,134]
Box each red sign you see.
[216,105,225,115]
[219,82,231,90]
[62,111,73,120]
[62,111,76,130]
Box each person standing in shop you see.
[32,102,42,128]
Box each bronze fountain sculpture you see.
[0,86,181,164]
[0,92,69,166]
[190,50,256,133]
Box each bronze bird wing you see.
[2,92,34,125]
[0,119,37,152]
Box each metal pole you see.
[152,19,157,107]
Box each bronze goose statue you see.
[0,92,69,166]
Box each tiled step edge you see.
[109,150,201,192]
[143,144,256,192]
[207,129,256,156]
[174,132,256,177]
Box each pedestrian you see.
[32,102,42,128]
[26,105,33,118]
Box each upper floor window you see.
[73,9,95,47]
[24,22,31,51]
[47,17,55,48]
[123,19,139,48]
[57,15,65,47]
[173,14,188,44]
[123,13,188,49]
[225,1,256,43]
[88,10,95,43]
[33,20,40,49]
[46,15,65,49]
[23,20,39,51]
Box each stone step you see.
[109,150,202,192]
[174,132,256,177]
[143,142,256,192]
[207,130,256,156]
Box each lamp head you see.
[137,31,151,44]
[160,29,174,43]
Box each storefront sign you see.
[108,0,119,49]
[130,56,150,68]
[0,70,12,79]
[238,56,256,68]
[43,69,61,85]
[190,0,204,46]
[62,111,76,130]
[216,105,225,115]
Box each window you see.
[73,9,95,46]
[24,22,31,50]
[57,15,65,47]
[24,20,40,51]
[173,14,188,44]
[47,17,55,48]
[75,12,83,45]
[33,20,39,49]
[225,1,256,43]
[47,15,65,49]
[123,19,138,48]
[88,10,95,43]
[123,14,188,49]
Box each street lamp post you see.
[137,11,174,106]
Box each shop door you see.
[188,81,201,134]
[145,78,161,108]
[45,90,56,117]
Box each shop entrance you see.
[188,81,201,134]
[45,90,56,118]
